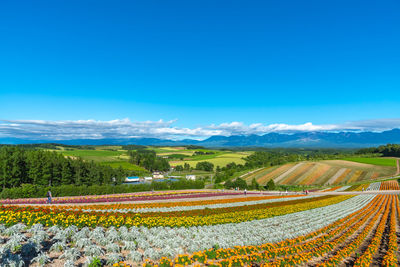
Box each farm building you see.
[153,172,164,179]
[124,176,140,183]
[186,175,196,180]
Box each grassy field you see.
[243,159,397,186]
[341,157,397,166]
[169,152,251,168]
[54,146,250,171]
[60,149,126,162]
[99,161,149,172]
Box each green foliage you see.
[250,178,260,190]
[165,154,187,160]
[169,179,205,190]
[174,165,184,171]
[185,145,205,150]
[224,177,247,190]
[88,256,102,267]
[195,161,214,172]
[0,146,126,189]
[128,149,170,171]
[184,163,191,171]
[356,144,400,157]
[193,151,215,156]
[265,179,276,190]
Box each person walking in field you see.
[46,189,52,204]
[244,188,247,195]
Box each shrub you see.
[265,179,276,190]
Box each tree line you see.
[0,146,127,189]
[128,149,170,171]
[356,144,400,157]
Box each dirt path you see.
[396,158,400,175]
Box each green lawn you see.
[342,157,397,167]
[60,149,126,162]
[99,161,149,172]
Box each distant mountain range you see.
[2,129,400,148]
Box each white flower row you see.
[366,182,381,190]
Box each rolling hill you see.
[243,159,398,186]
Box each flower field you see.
[0,190,246,205]
[0,181,399,266]
[243,160,397,186]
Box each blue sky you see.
[1,0,400,139]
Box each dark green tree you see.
[265,179,276,190]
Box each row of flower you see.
[322,185,351,192]
[353,194,394,266]
[21,194,306,211]
[145,192,396,267]
[382,193,399,266]
[0,190,256,204]
[142,192,382,266]
[33,195,317,214]
[0,195,352,228]
[0,192,375,266]
[317,194,391,266]
[380,180,400,190]
[142,181,398,267]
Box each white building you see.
[186,174,196,181]
[124,176,140,183]
[153,172,164,179]
[144,176,153,181]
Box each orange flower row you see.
[380,180,400,190]
[353,195,394,266]
[322,186,342,192]
[142,195,381,267]
[381,196,399,267]
[273,195,388,267]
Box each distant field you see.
[55,146,253,170]
[170,152,251,168]
[243,159,397,186]
[151,147,187,153]
[157,151,194,156]
[59,149,126,162]
[342,157,397,167]
[99,161,148,172]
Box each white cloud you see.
[0,118,400,140]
